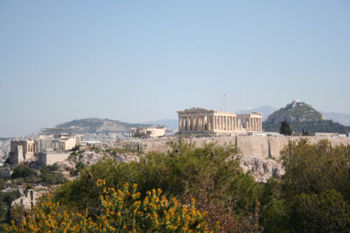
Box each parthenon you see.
[177,108,262,134]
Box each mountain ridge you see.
[41,118,153,135]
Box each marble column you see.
[259,118,262,131]
[197,116,200,131]
[201,116,204,131]
[179,117,182,131]
[190,117,193,131]
[222,116,224,130]
[208,116,214,131]
[224,116,226,130]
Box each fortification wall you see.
[135,135,350,159]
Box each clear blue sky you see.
[0,0,349,137]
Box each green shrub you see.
[0,178,5,189]
[11,165,36,179]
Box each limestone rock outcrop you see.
[239,155,285,183]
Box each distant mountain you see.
[263,100,350,134]
[41,118,153,135]
[322,112,350,126]
[236,106,277,120]
[143,119,178,131]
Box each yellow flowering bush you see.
[5,180,215,233]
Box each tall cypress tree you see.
[280,120,292,135]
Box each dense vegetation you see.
[3,139,350,232]
[11,164,66,185]
[54,141,260,232]
[0,190,20,229]
[260,139,350,232]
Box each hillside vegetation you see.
[4,140,350,232]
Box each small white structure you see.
[12,187,47,209]
[12,189,37,209]
[130,127,167,138]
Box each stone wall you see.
[121,135,350,159]
[40,152,71,166]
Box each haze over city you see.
[1,0,349,137]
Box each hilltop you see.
[41,118,153,135]
[263,100,350,134]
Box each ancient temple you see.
[177,107,262,134]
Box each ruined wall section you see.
[130,136,350,160]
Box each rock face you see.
[239,155,285,183]
[263,100,349,134]
[68,149,140,166]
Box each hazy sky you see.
[0,0,349,137]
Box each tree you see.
[280,120,292,135]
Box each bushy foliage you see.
[40,166,66,185]
[0,190,20,230]
[0,178,5,189]
[11,165,36,179]
[281,139,350,199]
[5,180,214,233]
[260,139,350,233]
[290,189,350,233]
[54,141,261,232]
